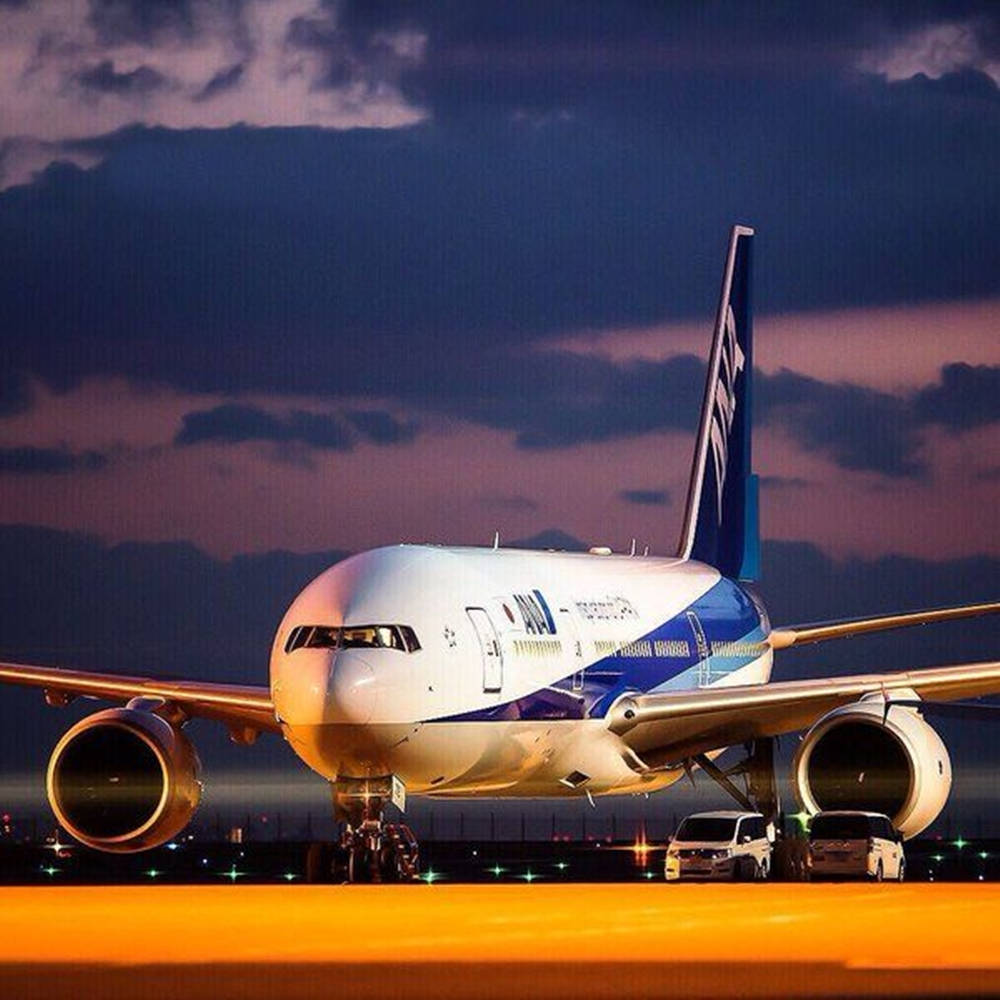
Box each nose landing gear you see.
[305,775,420,883]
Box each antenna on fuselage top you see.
[629,538,637,557]
[492,529,500,550]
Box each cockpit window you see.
[285,624,421,654]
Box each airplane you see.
[1,225,997,881]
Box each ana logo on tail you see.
[709,303,745,524]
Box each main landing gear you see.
[305,775,420,884]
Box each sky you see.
[0,0,998,833]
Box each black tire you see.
[305,842,332,884]
[874,861,884,882]
[897,861,905,883]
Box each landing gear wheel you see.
[305,842,333,884]
[874,861,884,882]
[897,861,905,883]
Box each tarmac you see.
[2,883,1000,998]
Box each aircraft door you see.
[558,605,586,691]
[686,610,712,686]
[467,607,503,693]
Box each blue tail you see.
[677,225,759,581]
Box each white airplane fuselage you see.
[270,544,772,800]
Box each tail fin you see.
[677,224,759,581]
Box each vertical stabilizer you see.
[677,225,758,580]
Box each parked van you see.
[808,811,904,881]
[665,811,771,881]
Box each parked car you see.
[808,811,904,881]
[665,811,771,881]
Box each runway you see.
[3,883,1000,998]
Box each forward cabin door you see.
[467,607,503,693]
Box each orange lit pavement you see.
[2,883,1000,998]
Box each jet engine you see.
[46,707,201,852]
[793,698,951,839]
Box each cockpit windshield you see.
[285,624,421,654]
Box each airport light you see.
[789,812,811,833]
[979,851,989,861]
[642,871,656,880]
[222,864,244,882]
[519,870,537,882]
[40,865,59,877]
[554,861,568,871]
[954,837,967,850]
[282,873,298,881]
[145,869,160,879]
[420,869,439,884]
[489,864,505,877]
[933,854,944,863]
[166,842,179,851]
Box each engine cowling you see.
[46,708,201,853]
[793,698,951,839]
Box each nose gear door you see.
[467,607,503,693]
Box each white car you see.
[808,811,905,881]
[665,811,771,881]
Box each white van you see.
[665,811,771,881]
[808,811,905,881]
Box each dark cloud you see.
[175,404,417,451]
[193,63,245,102]
[75,60,167,95]
[758,370,924,477]
[344,409,417,445]
[0,446,106,474]
[175,404,352,450]
[620,489,670,506]
[87,0,197,46]
[913,363,1000,430]
[3,50,999,403]
[442,354,704,449]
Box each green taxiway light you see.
[933,854,944,863]
[421,869,439,884]
[283,873,298,881]
[790,812,811,832]
[41,865,59,877]
[520,871,537,883]
[489,865,505,877]
[554,861,568,871]
[979,851,990,861]
[223,865,244,882]
[642,871,656,880]
[954,837,967,850]
[145,869,160,879]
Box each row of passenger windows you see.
[513,638,563,658]
[591,639,762,660]
[594,638,692,659]
[285,624,421,654]
[712,641,766,658]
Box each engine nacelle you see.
[46,708,201,853]
[793,698,951,839]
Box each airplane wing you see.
[0,661,278,739]
[767,600,1000,649]
[607,659,1000,769]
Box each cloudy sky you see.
[0,1,998,827]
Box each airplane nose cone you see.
[328,654,377,724]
